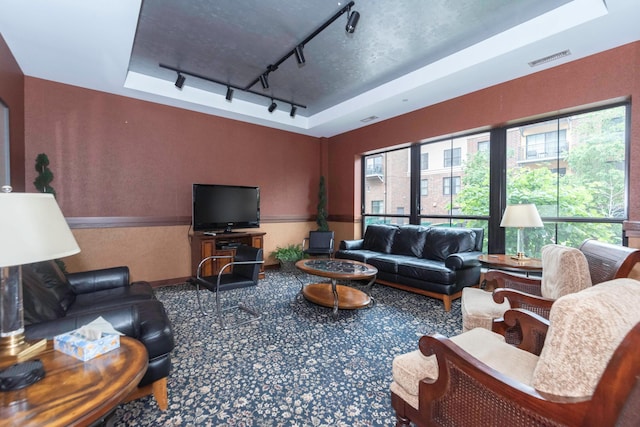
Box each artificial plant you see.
[316,175,329,231]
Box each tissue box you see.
[54,331,120,361]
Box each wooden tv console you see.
[190,231,266,279]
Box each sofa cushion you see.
[362,224,398,253]
[22,266,67,324]
[390,225,429,257]
[366,254,410,274]
[27,261,76,311]
[423,228,476,261]
[335,249,380,264]
[397,258,456,284]
[67,282,156,315]
[532,279,640,398]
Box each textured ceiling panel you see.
[129,0,571,115]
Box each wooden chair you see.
[464,239,640,335]
[391,278,640,427]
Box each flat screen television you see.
[192,184,260,233]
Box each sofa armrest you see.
[67,266,131,294]
[339,239,364,250]
[25,304,140,340]
[445,251,482,270]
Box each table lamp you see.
[0,188,80,362]
[500,203,543,260]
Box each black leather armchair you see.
[22,260,175,410]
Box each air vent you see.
[528,50,571,67]
[360,116,379,123]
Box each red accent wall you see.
[0,34,25,191]
[23,79,322,219]
[327,41,640,223]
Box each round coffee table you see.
[295,259,377,314]
[0,337,147,427]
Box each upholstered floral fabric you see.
[460,287,510,332]
[532,278,640,397]
[540,244,592,299]
[391,328,539,409]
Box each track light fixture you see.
[346,8,360,33]
[259,73,269,89]
[268,100,277,113]
[290,105,297,118]
[175,73,186,89]
[294,45,305,65]
[159,64,307,112]
[245,1,359,91]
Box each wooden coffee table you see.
[296,259,378,314]
[0,336,147,427]
[478,254,542,274]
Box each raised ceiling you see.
[1,0,639,137]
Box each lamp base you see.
[0,334,47,364]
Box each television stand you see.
[191,231,266,279]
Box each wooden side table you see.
[478,254,543,290]
[0,336,148,427]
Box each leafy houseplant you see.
[316,175,329,231]
[271,244,304,271]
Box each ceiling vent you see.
[360,116,379,123]
[528,49,571,67]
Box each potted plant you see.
[316,175,329,231]
[271,244,304,271]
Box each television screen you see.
[192,184,260,232]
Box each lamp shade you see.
[500,204,543,228]
[0,192,80,267]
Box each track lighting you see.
[268,100,277,113]
[160,63,306,112]
[246,1,359,91]
[290,105,297,118]
[259,73,269,89]
[175,73,186,89]
[346,9,360,33]
[294,45,305,65]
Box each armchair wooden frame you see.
[486,239,640,323]
[392,309,640,427]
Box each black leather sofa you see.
[22,260,175,410]
[336,224,484,311]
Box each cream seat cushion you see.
[532,278,640,398]
[391,328,539,409]
[461,244,592,332]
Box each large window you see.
[505,105,627,257]
[361,103,628,254]
[363,147,411,226]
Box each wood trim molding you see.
[66,215,315,229]
[623,220,640,238]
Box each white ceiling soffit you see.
[1,0,639,138]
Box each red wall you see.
[0,34,25,191]
[327,41,640,223]
[23,79,322,220]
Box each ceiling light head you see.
[175,73,186,89]
[290,105,297,118]
[346,10,360,33]
[294,45,305,65]
[268,100,277,113]
[259,73,269,89]
[225,86,234,101]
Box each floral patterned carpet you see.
[108,271,463,426]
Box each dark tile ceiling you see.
[129,0,571,116]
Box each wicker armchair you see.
[391,278,640,427]
[462,239,640,333]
